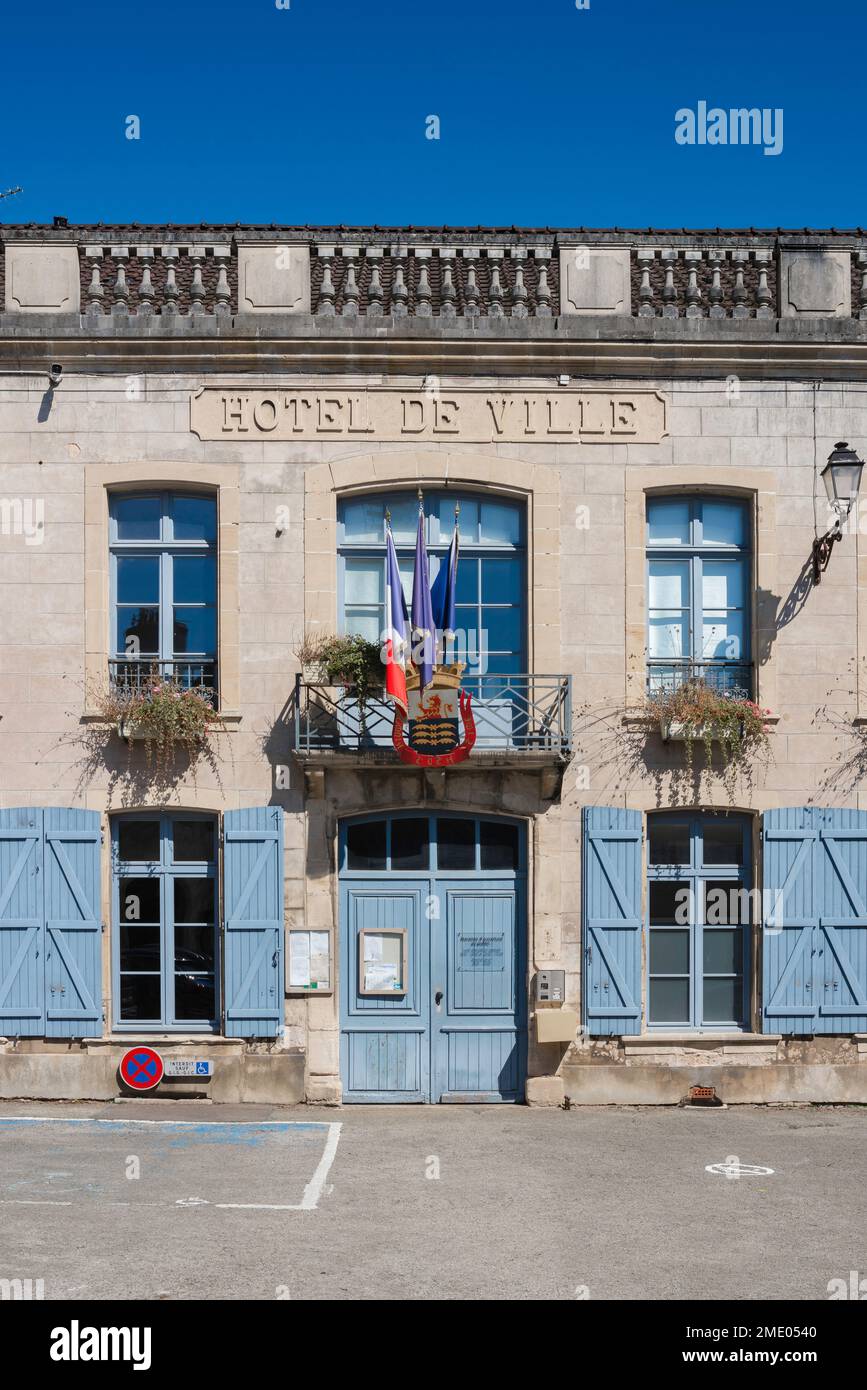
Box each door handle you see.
[434,990,443,1005]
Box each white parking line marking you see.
[217,1123,342,1210]
[0,1117,342,1212]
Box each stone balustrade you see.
[2,227,867,323]
[80,242,236,317]
[630,247,776,319]
[310,243,558,318]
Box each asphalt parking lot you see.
[0,1100,864,1301]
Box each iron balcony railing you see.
[294,673,572,757]
[109,658,217,703]
[647,660,753,701]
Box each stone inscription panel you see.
[190,388,668,444]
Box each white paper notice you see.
[364,935,383,962]
[364,962,401,992]
[289,932,311,988]
[310,931,330,988]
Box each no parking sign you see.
[120,1046,164,1091]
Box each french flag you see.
[384,522,409,714]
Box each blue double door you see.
[340,814,526,1102]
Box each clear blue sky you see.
[2,0,863,228]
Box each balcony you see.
[293,673,572,769]
[647,660,753,700]
[109,658,217,702]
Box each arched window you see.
[646,495,751,696]
[109,492,217,696]
[338,490,526,679]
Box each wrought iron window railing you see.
[647,660,753,701]
[294,673,572,756]
[109,659,217,703]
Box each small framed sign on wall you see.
[359,928,407,995]
[287,929,332,994]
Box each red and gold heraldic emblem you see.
[392,663,477,767]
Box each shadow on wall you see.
[576,704,770,809]
[754,552,814,670]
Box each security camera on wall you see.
[48,363,63,388]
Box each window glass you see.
[649,880,690,926]
[649,929,690,974]
[391,818,429,871]
[173,555,216,605]
[337,492,525,680]
[649,978,690,1024]
[173,821,214,863]
[480,821,519,870]
[649,821,690,866]
[173,495,217,542]
[118,820,160,862]
[116,607,159,656]
[114,495,161,540]
[174,976,215,1021]
[703,929,742,974]
[174,924,216,967]
[437,818,475,870]
[173,879,215,925]
[648,814,750,1031]
[120,976,161,1021]
[120,925,161,972]
[704,882,751,927]
[347,820,386,871]
[455,560,478,605]
[480,499,520,544]
[703,977,740,1023]
[483,607,522,655]
[481,556,522,605]
[119,877,160,923]
[702,499,747,547]
[173,608,216,655]
[703,820,744,866]
[117,557,159,604]
[647,498,690,545]
[344,559,383,606]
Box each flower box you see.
[118,719,152,741]
[660,718,745,743]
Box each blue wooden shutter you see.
[0,808,44,1036]
[762,807,818,1033]
[43,808,102,1037]
[582,807,643,1036]
[815,808,867,1033]
[223,807,284,1038]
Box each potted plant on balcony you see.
[647,678,771,775]
[99,678,223,779]
[296,632,384,708]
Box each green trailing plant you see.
[646,678,771,781]
[299,632,384,707]
[97,678,223,781]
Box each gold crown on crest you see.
[406,661,465,691]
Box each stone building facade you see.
[2,221,867,1104]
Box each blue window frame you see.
[112,813,218,1031]
[109,492,218,697]
[338,491,526,684]
[647,813,752,1030]
[646,495,751,697]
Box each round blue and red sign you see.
[120,1046,164,1091]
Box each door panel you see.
[433,885,523,1102]
[339,820,526,1103]
[341,884,428,1102]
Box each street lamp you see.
[812,442,864,583]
